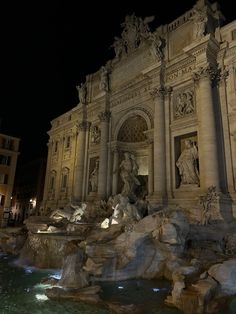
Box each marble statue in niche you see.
[176,139,200,186]
[89,159,99,192]
[119,152,140,197]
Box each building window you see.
[50,176,55,189]
[49,170,56,190]
[232,29,236,40]
[2,138,13,150]
[0,173,4,184]
[62,174,68,188]
[0,194,5,206]
[0,155,11,166]
[61,167,69,190]
[54,141,58,153]
[65,136,71,148]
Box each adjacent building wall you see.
[0,133,20,226]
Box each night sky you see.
[1,0,235,164]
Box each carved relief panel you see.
[173,86,195,120]
[90,125,101,145]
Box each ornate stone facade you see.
[43,0,236,218]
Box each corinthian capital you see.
[219,67,229,82]
[98,110,111,122]
[150,86,166,99]
[192,65,219,82]
[79,121,91,131]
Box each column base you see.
[147,192,168,209]
[86,192,100,202]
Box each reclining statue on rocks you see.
[49,203,87,223]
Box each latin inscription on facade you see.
[166,65,194,82]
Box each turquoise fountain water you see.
[0,253,235,314]
[0,253,110,314]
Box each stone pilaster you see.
[112,147,119,196]
[97,110,111,199]
[148,138,154,195]
[73,121,90,202]
[43,140,53,203]
[144,129,154,196]
[193,65,220,191]
[151,87,166,202]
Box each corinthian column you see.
[151,87,166,202]
[112,147,119,196]
[193,65,220,190]
[147,138,154,195]
[98,110,111,199]
[73,121,90,201]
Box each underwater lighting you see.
[49,271,62,280]
[34,283,51,290]
[118,286,124,289]
[152,288,160,292]
[35,294,49,301]
[24,267,33,274]
[49,270,62,280]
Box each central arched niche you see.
[117,114,149,197]
[117,115,147,142]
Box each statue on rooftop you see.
[76,82,87,104]
[191,7,208,39]
[99,66,109,92]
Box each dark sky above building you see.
[1,0,235,164]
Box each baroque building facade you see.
[42,0,236,218]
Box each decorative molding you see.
[150,86,166,99]
[78,121,91,131]
[98,110,111,122]
[219,67,229,82]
